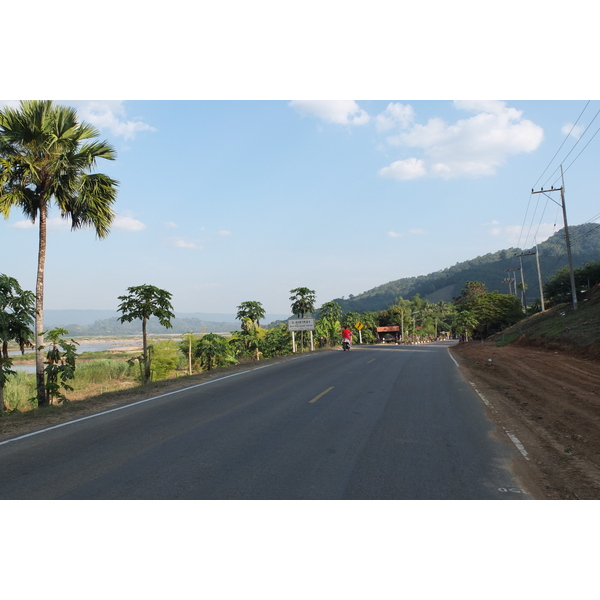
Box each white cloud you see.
[378,157,427,180]
[164,221,178,229]
[380,101,544,180]
[561,122,584,139]
[113,215,146,231]
[375,102,415,131]
[11,219,36,230]
[387,231,403,237]
[289,100,370,125]
[217,229,232,236]
[75,101,156,140]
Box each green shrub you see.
[149,340,181,380]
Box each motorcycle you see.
[342,339,351,351]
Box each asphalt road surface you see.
[0,341,530,499]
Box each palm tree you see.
[454,310,479,341]
[0,101,118,405]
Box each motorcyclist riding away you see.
[342,327,352,347]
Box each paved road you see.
[0,342,530,499]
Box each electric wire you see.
[559,123,600,181]
[532,101,590,192]
[545,107,600,188]
[521,102,599,254]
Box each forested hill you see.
[333,223,600,313]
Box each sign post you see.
[355,321,364,344]
[288,318,315,352]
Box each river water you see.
[10,340,144,373]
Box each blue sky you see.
[2,99,599,316]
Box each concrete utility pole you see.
[518,255,527,315]
[503,267,521,298]
[515,249,545,312]
[535,243,545,311]
[531,165,577,309]
[502,277,514,295]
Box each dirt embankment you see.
[451,341,600,499]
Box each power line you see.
[521,102,600,252]
[560,123,600,180]
[533,101,590,191]
[519,102,591,251]
[546,107,600,188]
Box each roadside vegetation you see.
[1,279,531,414]
[4,255,600,417]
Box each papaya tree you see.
[195,333,236,371]
[236,301,266,329]
[43,328,78,405]
[117,285,175,384]
[0,274,36,411]
[289,287,316,351]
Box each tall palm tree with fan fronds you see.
[0,100,119,405]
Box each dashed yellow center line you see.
[309,386,334,404]
[367,359,376,364]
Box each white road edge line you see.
[447,347,460,367]
[505,431,529,460]
[0,359,300,447]
[448,347,529,461]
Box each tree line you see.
[4,267,600,412]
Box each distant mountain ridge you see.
[333,223,600,313]
[40,223,600,327]
[43,310,289,335]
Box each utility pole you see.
[531,165,577,309]
[535,243,545,311]
[519,255,527,315]
[401,307,404,343]
[515,249,545,313]
[503,267,521,298]
[502,277,514,295]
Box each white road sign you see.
[288,318,315,331]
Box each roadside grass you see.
[488,287,600,356]
[2,359,139,412]
[3,371,37,412]
[494,332,521,347]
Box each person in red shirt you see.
[342,327,352,347]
